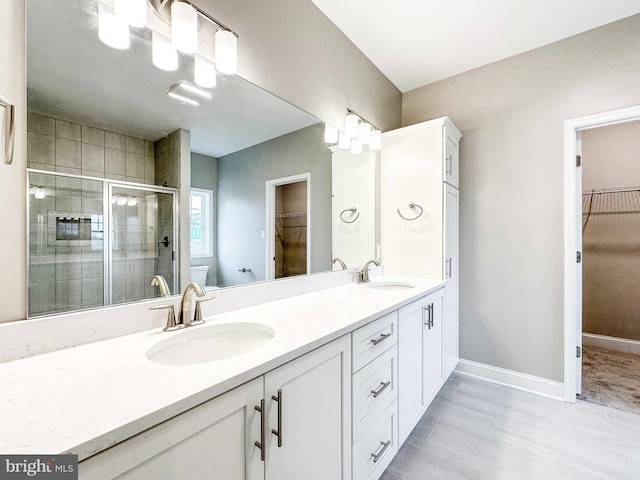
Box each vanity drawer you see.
[352,345,398,443]
[353,400,398,480]
[352,311,397,373]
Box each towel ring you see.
[340,207,360,224]
[397,202,423,221]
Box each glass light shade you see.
[358,122,372,144]
[152,31,178,71]
[34,187,45,200]
[350,139,363,154]
[215,29,238,75]
[114,0,147,28]
[194,55,217,88]
[338,130,350,149]
[369,129,382,150]
[127,196,137,207]
[171,1,198,54]
[324,124,338,144]
[344,113,359,138]
[98,3,130,50]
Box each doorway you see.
[564,105,640,404]
[265,173,311,280]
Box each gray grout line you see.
[426,415,441,442]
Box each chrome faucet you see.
[357,259,380,284]
[178,282,206,327]
[150,275,171,297]
[332,257,347,270]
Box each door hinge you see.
[576,155,582,167]
[576,251,581,263]
[576,346,581,358]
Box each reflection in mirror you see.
[25,0,343,317]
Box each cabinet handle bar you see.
[371,381,391,398]
[371,440,392,463]
[271,389,283,447]
[371,333,391,345]
[254,399,266,461]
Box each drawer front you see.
[353,401,398,480]
[352,311,398,373]
[352,346,398,443]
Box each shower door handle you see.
[0,95,15,165]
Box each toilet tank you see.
[190,265,209,285]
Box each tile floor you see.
[380,373,640,480]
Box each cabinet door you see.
[444,133,459,188]
[444,185,459,378]
[79,378,264,480]
[397,297,426,446]
[264,335,351,480]
[423,288,444,407]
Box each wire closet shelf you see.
[582,185,640,233]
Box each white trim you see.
[582,333,640,356]
[265,173,311,280]
[563,105,640,403]
[455,359,564,400]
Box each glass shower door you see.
[109,185,177,304]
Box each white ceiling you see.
[309,0,640,93]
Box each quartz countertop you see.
[0,277,444,460]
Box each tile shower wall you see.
[27,112,155,184]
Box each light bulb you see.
[358,122,371,145]
[114,0,147,28]
[152,31,178,71]
[344,113,359,138]
[338,131,350,149]
[98,3,130,50]
[324,124,338,144]
[171,1,198,54]
[369,129,382,151]
[350,139,363,154]
[215,29,238,75]
[194,55,217,89]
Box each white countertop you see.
[0,277,444,461]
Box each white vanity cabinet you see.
[381,117,461,381]
[79,336,351,480]
[397,287,444,446]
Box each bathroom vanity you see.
[0,277,454,480]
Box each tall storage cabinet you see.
[381,116,462,386]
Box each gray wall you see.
[402,14,640,382]
[193,0,401,132]
[582,121,640,342]
[191,152,218,285]
[217,123,331,287]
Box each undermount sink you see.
[147,322,275,366]
[367,281,416,291]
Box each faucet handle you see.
[192,295,216,325]
[150,304,181,331]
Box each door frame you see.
[563,104,640,402]
[265,172,311,280]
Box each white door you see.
[575,132,583,395]
[423,289,444,406]
[79,378,265,480]
[444,185,459,377]
[264,336,351,480]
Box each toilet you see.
[190,265,209,285]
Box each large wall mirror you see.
[25,0,377,318]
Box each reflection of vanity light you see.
[114,0,147,28]
[167,81,212,106]
[127,196,137,207]
[338,130,350,149]
[34,187,45,200]
[369,130,382,151]
[152,31,179,71]
[171,1,198,54]
[98,3,130,50]
[344,113,360,139]
[324,124,338,144]
[350,139,363,155]
[358,122,372,145]
[116,196,127,206]
[194,55,217,89]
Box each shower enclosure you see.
[28,170,178,317]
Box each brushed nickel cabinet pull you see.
[371,381,391,398]
[446,154,453,175]
[271,389,282,447]
[371,440,391,463]
[0,95,15,165]
[254,399,266,461]
[371,333,391,346]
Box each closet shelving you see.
[582,185,640,233]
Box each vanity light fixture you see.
[369,129,382,151]
[344,112,359,139]
[114,0,147,28]
[324,124,339,144]
[194,55,217,89]
[338,130,350,149]
[127,196,137,207]
[343,109,383,152]
[171,1,198,54]
[167,80,212,106]
[152,31,179,71]
[98,3,130,50]
[215,29,238,75]
[350,139,363,155]
[358,122,372,145]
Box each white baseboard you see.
[455,359,564,401]
[582,333,640,356]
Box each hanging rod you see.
[275,212,307,218]
[582,185,640,195]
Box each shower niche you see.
[28,170,177,317]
